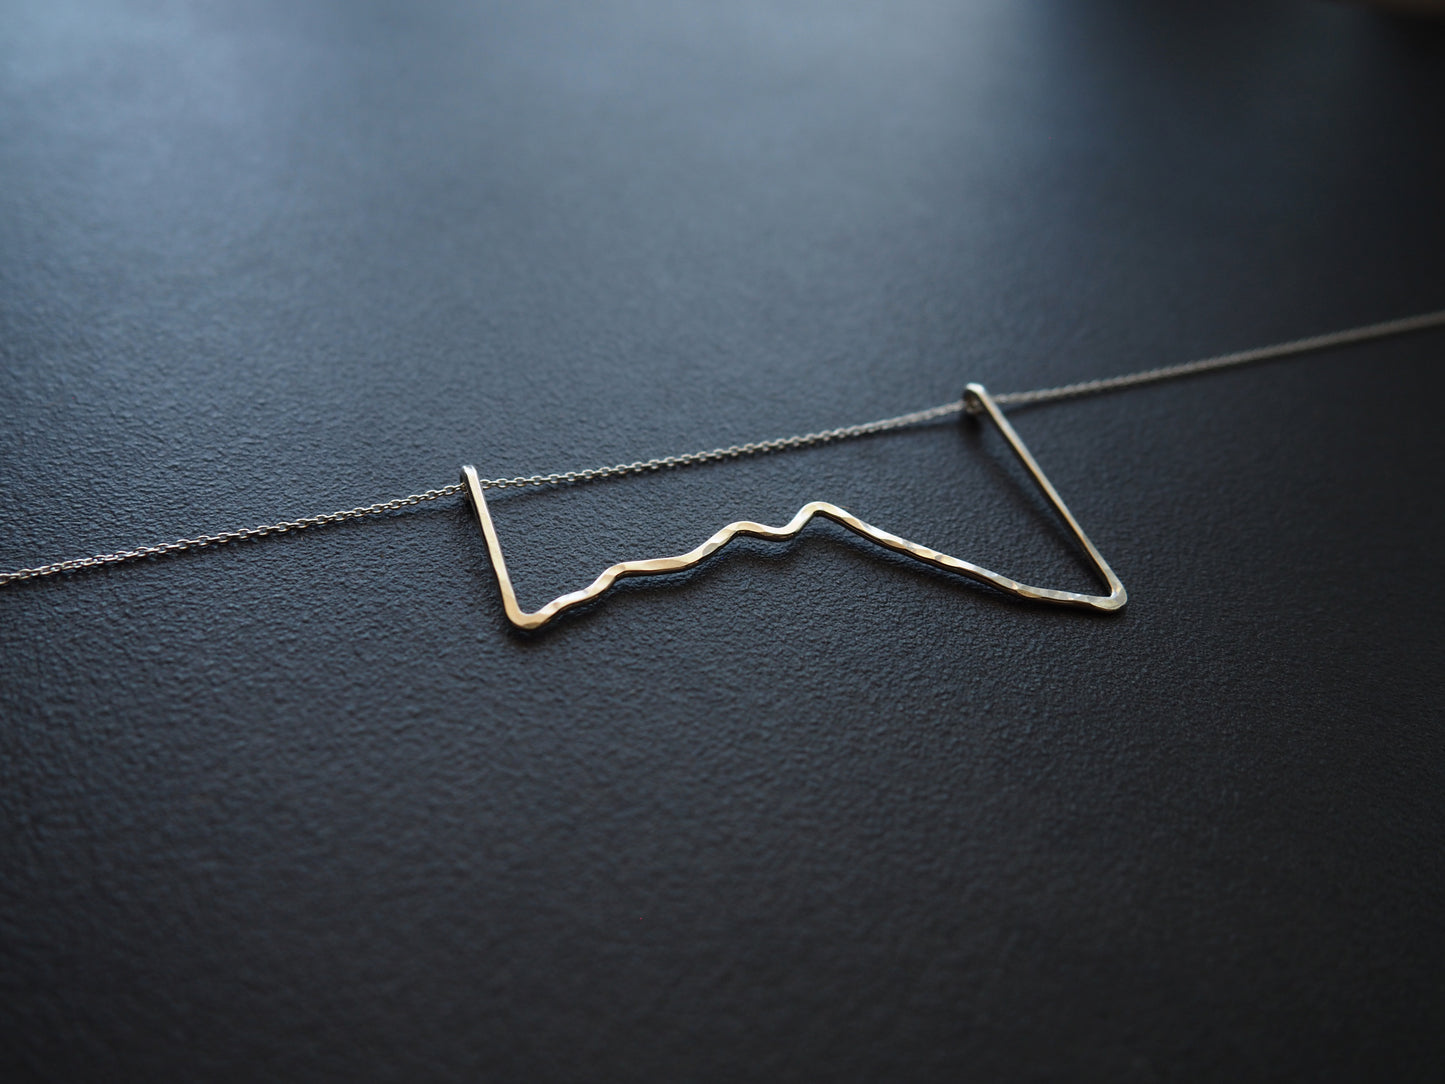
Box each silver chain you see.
[5,307,1443,587]
[989,307,1445,408]
[0,486,465,586]
[471,398,966,492]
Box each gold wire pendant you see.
[461,384,1125,630]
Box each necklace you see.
[4,309,1443,628]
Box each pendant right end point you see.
[962,383,988,416]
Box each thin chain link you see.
[0,486,463,586]
[4,308,1443,587]
[469,398,965,492]
[989,307,1445,408]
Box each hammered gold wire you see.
[462,386,1124,629]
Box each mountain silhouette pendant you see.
[462,384,1125,630]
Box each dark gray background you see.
[3,0,1443,1079]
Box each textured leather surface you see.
[3,1,1443,1080]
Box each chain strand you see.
[470,399,965,492]
[990,308,1445,408]
[5,308,1443,587]
[0,486,463,586]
